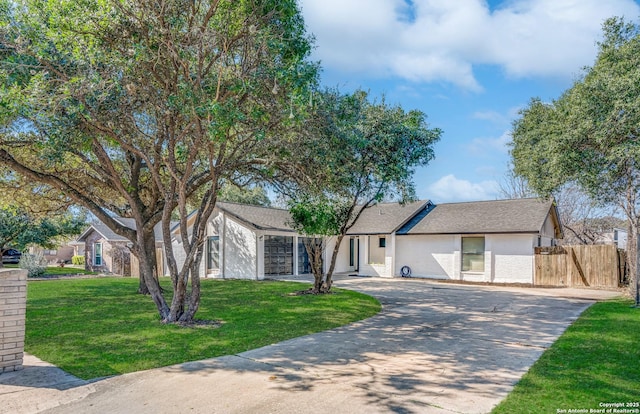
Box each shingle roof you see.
[402,198,557,235]
[216,202,294,232]
[346,201,431,235]
[78,217,175,243]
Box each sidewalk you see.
[0,354,94,414]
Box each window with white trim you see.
[94,243,103,266]
[461,237,484,272]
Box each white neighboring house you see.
[172,202,320,280]
[330,198,563,284]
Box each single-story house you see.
[172,197,563,285]
[325,200,432,277]
[172,202,318,280]
[76,219,169,276]
[330,198,563,284]
[29,239,82,265]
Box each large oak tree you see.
[0,0,316,321]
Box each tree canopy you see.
[0,0,317,321]
[287,89,442,292]
[0,207,85,267]
[510,17,640,304]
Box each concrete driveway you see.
[1,278,621,414]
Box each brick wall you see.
[0,269,27,374]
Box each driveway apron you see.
[9,278,615,414]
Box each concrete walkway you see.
[0,278,622,414]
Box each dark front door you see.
[264,236,293,275]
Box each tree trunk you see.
[181,245,205,323]
[303,238,324,292]
[630,219,640,306]
[138,229,170,320]
[138,268,150,295]
[323,234,345,292]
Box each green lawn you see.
[492,299,640,414]
[39,266,98,276]
[26,277,381,380]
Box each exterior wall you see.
[84,231,130,275]
[223,216,257,280]
[327,237,346,273]
[0,269,27,373]
[30,245,75,265]
[395,233,536,284]
[488,234,536,284]
[353,235,394,277]
[396,235,457,279]
[539,215,557,246]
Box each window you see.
[94,243,103,266]
[43,249,58,256]
[461,237,484,272]
[379,237,386,248]
[207,236,220,270]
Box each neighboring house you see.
[76,219,170,276]
[172,202,319,280]
[330,198,563,284]
[28,239,86,265]
[29,240,76,265]
[595,228,627,249]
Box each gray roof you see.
[346,201,431,235]
[78,217,175,243]
[217,202,294,232]
[403,198,558,235]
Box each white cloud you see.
[300,0,640,90]
[428,174,500,202]
[466,130,511,155]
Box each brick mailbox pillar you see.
[0,269,27,374]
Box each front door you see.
[349,237,359,272]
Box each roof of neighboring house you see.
[346,200,432,235]
[77,218,174,243]
[401,198,561,236]
[216,202,294,232]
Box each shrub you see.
[71,255,85,266]
[19,252,48,278]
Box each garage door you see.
[264,236,293,276]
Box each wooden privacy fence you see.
[534,245,626,288]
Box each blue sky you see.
[299,0,640,203]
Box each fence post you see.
[0,268,27,374]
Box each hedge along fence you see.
[0,268,27,373]
[71,255,85,266]
[534,245,626,288]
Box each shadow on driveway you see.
[34,278,620,414]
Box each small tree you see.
[287,89,442,293]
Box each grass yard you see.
[3,264,97,276]
[492,299,640,414]
[26,277,381,380]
